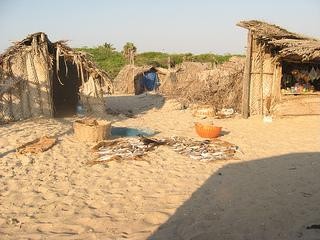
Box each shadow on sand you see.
[148,152,320,240]
[105,93,165,119]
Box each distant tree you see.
[122,42,137,65]
[103,42,116,52]
[183,53,194,62]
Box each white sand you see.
[0,94,319,240]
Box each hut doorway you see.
[52,57,80,117]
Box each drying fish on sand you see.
[90,135,239,164]
[167,136,239,162]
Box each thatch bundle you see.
[237,20,320,62]
[270,39,320,62]
[237,20,308,41]
[176,57,245,112]
[171,62,212,92]
[0,32,113,121]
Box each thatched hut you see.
[238,20,320,117]
[0,32,113,121]
[114,65,161,95]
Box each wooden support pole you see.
[242,30,253,118]
[259,44,264,115]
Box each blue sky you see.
[0,0,319,54]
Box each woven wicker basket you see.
[73,119,111,142]
[192,105,215,118]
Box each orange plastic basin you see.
[195,122,222,138]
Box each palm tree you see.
[103,42,115,52]
[123,42,137,65]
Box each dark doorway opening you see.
[281,62,320,93]
[134,74,144,95]
[52,56,80,117]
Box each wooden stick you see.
[242,30,253,118]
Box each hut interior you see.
[281,62,320,93]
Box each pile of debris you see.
[90,135,239,164]
[177,56,245,113]
[16,136,57,154]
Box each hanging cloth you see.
[309,67,317,81]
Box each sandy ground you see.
[0,94,320,240]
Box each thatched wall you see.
[0,32,113,122]
[157,62,212,96]
[175,57,245,112]
[248,37,276,115]
[0,43,52,120]
[175,62,212,87]
[272,95,320,116]
[158,71,177,95]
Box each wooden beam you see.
[242,30,253,118]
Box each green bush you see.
[76,46,243,80]
[76,46,126,79]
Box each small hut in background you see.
[114,62,212,96]
[238,20,320,117]
[114,65,161,95]
[0,32,113,121]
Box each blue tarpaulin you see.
[143,71,159,91]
